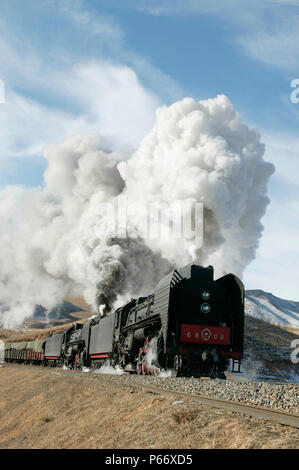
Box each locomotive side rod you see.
[126,382,299,430]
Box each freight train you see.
[3,264,244,378]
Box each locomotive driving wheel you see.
[173,355,182,377]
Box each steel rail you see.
[125,382,299,429]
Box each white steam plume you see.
[0,95,274,327]
[122,95,275,277]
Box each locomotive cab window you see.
[136,306,148,322]
[114,311,120,328]
[127,310,136,325]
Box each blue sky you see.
[1,0,299,298]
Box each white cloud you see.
[237,19,299,72]
[135,0,299,72]
[0,61,161,164]
[68,62,161,147]
[0,0,183,165]
[0,91,87,159]
[57,0,123,39]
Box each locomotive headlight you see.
[201,290,211,301]
[200,303,211,314]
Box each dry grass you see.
[0,328,38,342]
[0,320,86,343]
[0,366,298,449]
[282,326,299,335]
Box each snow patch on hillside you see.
[245,290,299,328]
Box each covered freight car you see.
[44,332,64,366]
[88,313,115,368]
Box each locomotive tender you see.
[4,264,244,378]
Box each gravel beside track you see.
[90,373,299,415]
[4,363,299,415]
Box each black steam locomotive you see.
[4,264,244,378]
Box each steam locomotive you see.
[4,264,244,378]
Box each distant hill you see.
[23,298,94,329]
[33,301,84,320]
[245,290,299,328]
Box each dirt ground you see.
[0,366,298,449]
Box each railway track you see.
[3,363,299,430]
[126,381,299,430]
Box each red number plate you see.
[181,324,231,345]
